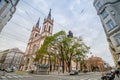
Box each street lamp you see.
[8,0,16,14]
[10,6,16,14]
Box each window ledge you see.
[108,25,118,32]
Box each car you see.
[105,70,112,76]
[5,68,14,73]
[83,69,88,73]
[70,70,78,75]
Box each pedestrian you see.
[108,72,115,80]
[2,69,6,76]
[101,75,107,80]
[115,69,119,78]
[101,72,107,80]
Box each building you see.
[84,56,110,72]
[0,49,8,66]
[23,9,54,70]
[0,0,20,33]
[0,48,24,70]
[94,0,120,67]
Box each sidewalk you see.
[49,71,69,76]
[114,75,119,80]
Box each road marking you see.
[18,75,24,78]
[13,75,18,78]
[7,76,12,78]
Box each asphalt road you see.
[0,72,102,80]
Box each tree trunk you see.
[49,55,52,72]
[62,60,64,73]
[76,60,78,70]
[67,58,71,73]
[68,61,71,72]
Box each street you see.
[0,72,101,80]
[0,71,120,80]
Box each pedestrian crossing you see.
[47,75,100,80]
[80,78,98,80]
[0,75,32,80]
[0,75,100,80]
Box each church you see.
[23,9,54,70]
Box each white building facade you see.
[94,0,120,67]
[0,0,20,33]
[0,48,24,69]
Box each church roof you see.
[35,17,40,28]
[47,9,51,20]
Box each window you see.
[44,25,46,31]
[106,19,116,31]
[114,33,120,46]
[101,10,108,19]
[35,34,37,37]
[96,2,102,9]
[49,26,51,32]
[32,45,37,54]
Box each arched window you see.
[44,25,46,31]
[35,34,37,37]
[32,45,37,54]
[49,26,51,32]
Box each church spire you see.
[47,9,51,20]
[36,17,40,28]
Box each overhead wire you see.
[0,32,28,44]
[21,0,68,30]
[0,0,85,50]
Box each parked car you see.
[70,70,78,75]
[5,68,14,73]
[83,69,88,73]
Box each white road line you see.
[6,76,12,78]
[13,75,18,78]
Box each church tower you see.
[41,9,54,37]
[23,18,41,70]
[25,18,41,56]
[23,9,54,71]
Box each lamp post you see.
[9,0,16,14]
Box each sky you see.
[0,0,115,66]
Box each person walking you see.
[108,72,115,80]
[101,72,107,80]
[2,69,6,76]
[115,69,119,78]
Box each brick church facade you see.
[23,9,54,70]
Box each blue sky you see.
[0,0,114,66]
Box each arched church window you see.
[49,26,51,32]
[44,25,46,31]
[32,45,37,54]
[35,34,37,37]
